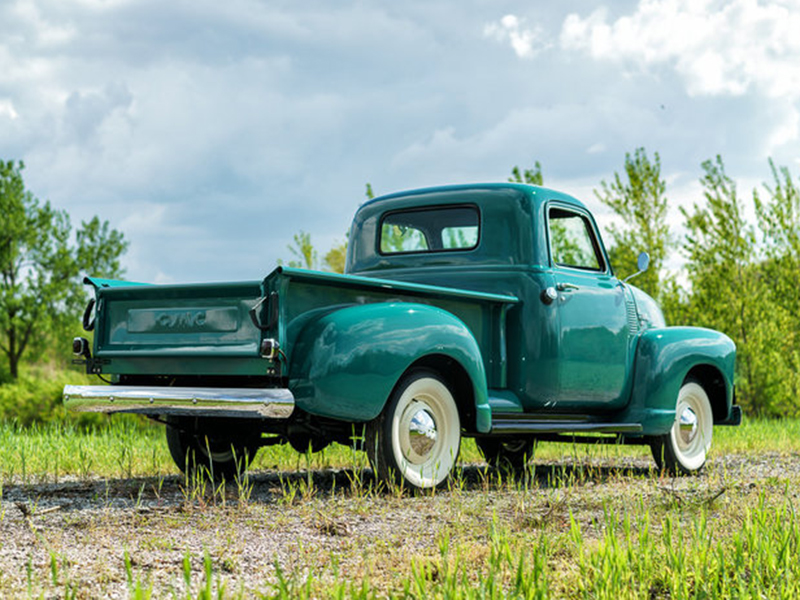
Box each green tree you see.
[681,155,795,415]
[595,148,672,302]
[323,241,347,273]
[281,184,374,274]
[284,231,318,270]
[753,160,800,413]
[0,160,128,379]
[283,231,347,273]
[755,159,800,320]
[509,161,544,185]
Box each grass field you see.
[0,417,798,598]
[1,415,798,484]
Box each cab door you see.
[547,204,634,410]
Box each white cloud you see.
[11,0,77,46]
[3,0,800,285]
[484,14,550,59]
[0,100,19,119]
[561,0,800,99]
[560,0,800,154]
[587,142,606,154]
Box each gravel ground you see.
[1,452,798,598]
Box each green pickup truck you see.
[64,183,740,489]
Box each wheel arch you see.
[288,302,490,430]
[404,354,477,433]
[621,326,736,435]
[684,364,729,423]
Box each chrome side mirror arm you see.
[622,251,650,284]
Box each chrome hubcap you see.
[678,406,698,445]
[408,408,437,458]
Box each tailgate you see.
[88,279,272,376]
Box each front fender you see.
[288,302,490,430]
[621,327,736,435]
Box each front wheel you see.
[166,417,259,481]
[650,380,713,475]
[366,369,461,490]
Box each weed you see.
[277,473,298,506]
[234,471,253,506]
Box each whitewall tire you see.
[651,380,713,475]
[367,369,461,490]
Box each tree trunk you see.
[6,325,19,379]
[9,353,18,379]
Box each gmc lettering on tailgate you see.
[127,308,239,333]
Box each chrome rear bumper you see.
[63,385,294,419]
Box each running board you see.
[491,413,643,435]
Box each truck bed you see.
[83,267,519,384]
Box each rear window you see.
[379,205,479,254]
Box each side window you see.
[548,207,604,271]
[380,206,479,254]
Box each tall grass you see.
[0,416,795,484]
[0,418,169,483]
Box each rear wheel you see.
[366,369,461,490]
[166,417,259,481]
[477,438,536,471]
[650,380,713,475]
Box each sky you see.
[2,0,799,284]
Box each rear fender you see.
[288,302,491,432]
[621,327,736,435]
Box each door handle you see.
[556,282,579,292]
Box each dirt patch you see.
[1,453,797,597]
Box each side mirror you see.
[637,251,650,273]
[623,251,650,283]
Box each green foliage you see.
[571,494,800,599]
[323,242,347,274]
[509,161,544,185]
[0,160,128,379]
[284,231,317,270]
[0,366,102,426]
[595,148,672,302]
[280,181,378,274]
[282,231,347,274]
[681,156,800,415]
[594,151,800,416]
[755,159,800,321]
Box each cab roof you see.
[360,182,589,213]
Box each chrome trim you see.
[63,385,294,419]
[678,406,698,445]
[408,408,437,458]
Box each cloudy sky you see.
[2,0,799,283]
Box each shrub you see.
[0,365,104,427]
